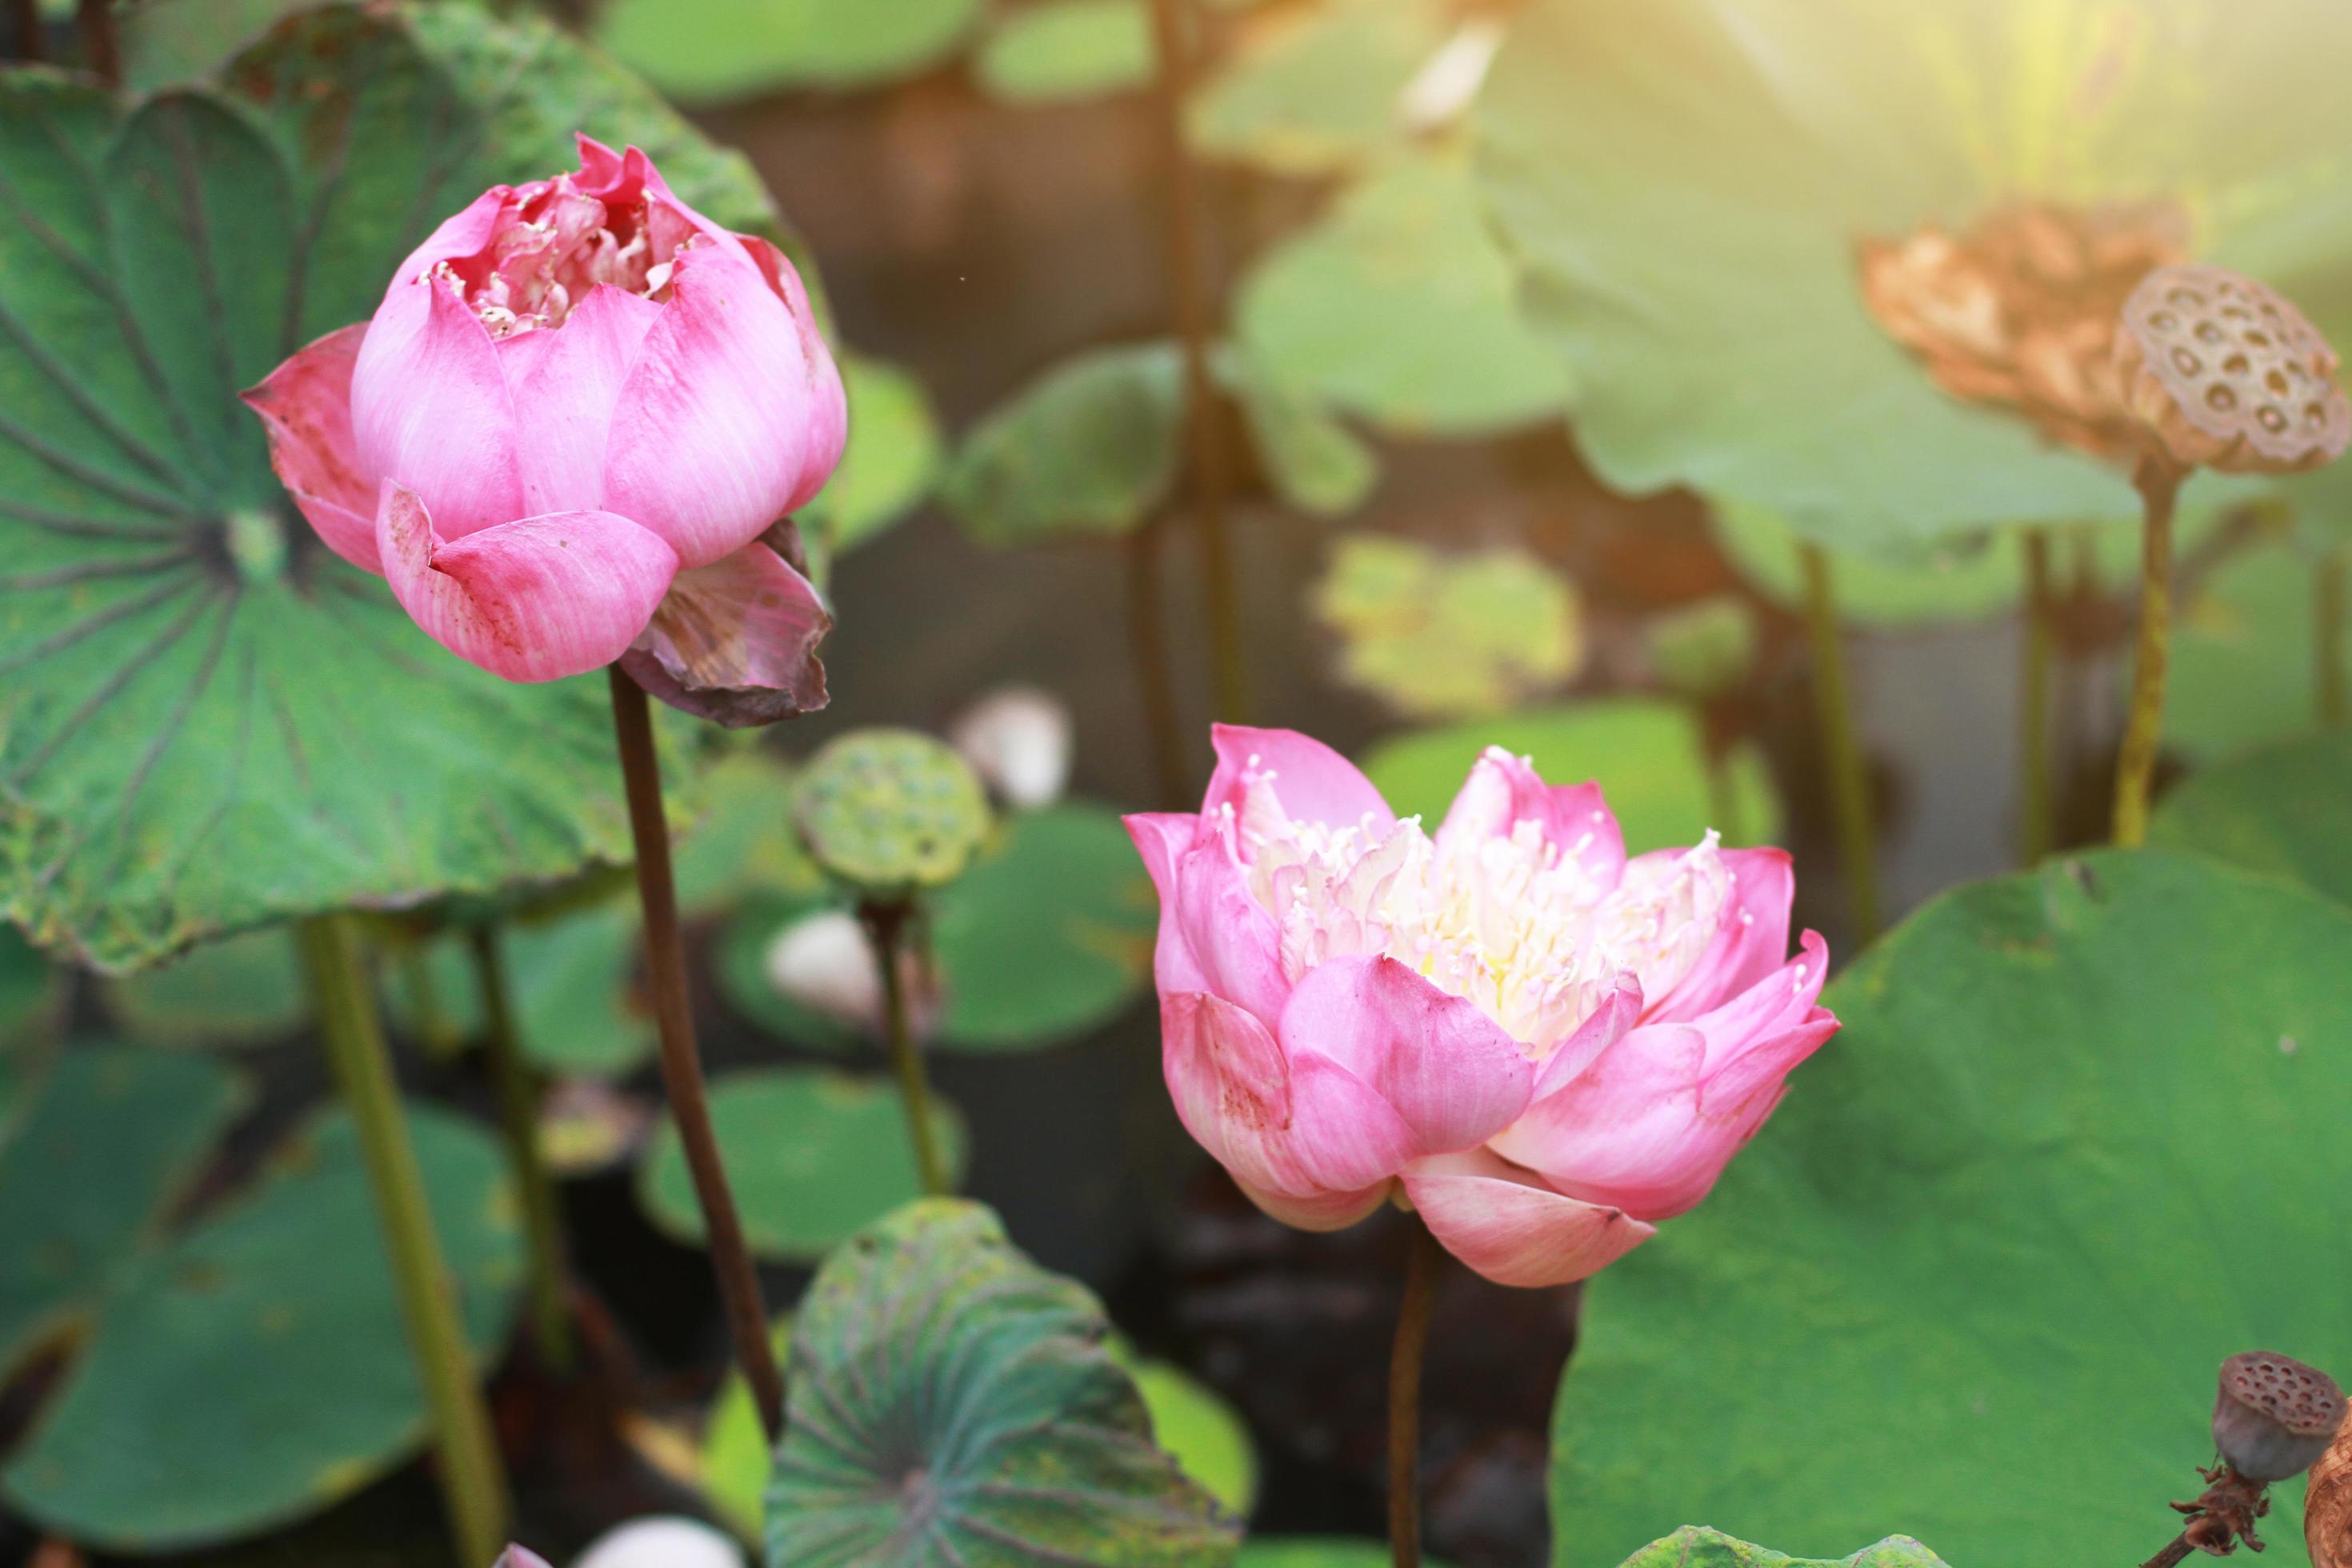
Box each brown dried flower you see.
[2115,265,2351,475]
[1859,202,2185,462]
[2214,1350,2346,1483]
[2309,1412,2352,1568]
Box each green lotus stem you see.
[1146,0,1250,724]
[2019,528,2057,865]
[862,901,950,1198]
[2112,459,2181,848]
[296,914,510,1566]
[1798,542,1881,944]
[2319,549,2347,728]
[1704,745,1745,847]
[398,940,462,1059]
[468,925,574,1374]
[1126,520,1190,808]
[607,668,786,1443]
[1387,1214,1444,1568]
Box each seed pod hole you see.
[2117,262,2351,473]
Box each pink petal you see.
[1235,1177,1394,1233]
[600,241,844,569]
[376,481,678,683]
[1278,954,1534,1156]
[492,1549,554,1568]
[378,185,513,314]
[241,322,380,571]
[618,526,830,727]
[1204,724,1395,838]
[1530,970,1642,1099]
[501,284,662,516]
[1435,746,1627,889]
[1154,821,1293,1026]
[350,274,524,541]
[742,234,849,513]
[1641,848,1797,1024]
[1162,990,1418,1203]
[1401,1148,1654,1289]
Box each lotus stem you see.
[468,925,574,1374]
[2019,527,2057,865]
[1147,0,1250,724]
[399,940,462,1059]
[2112,458,2181,847]
[1388,1214,1444,1568]
[1798,542,1881,944]
[606,667,785,1442]
[2319,549,2347,728]
[1126,519,1190,808]
[10,0,40,62]
[296,914,510,1566]
[861,900,950,1198]
[2139,1534,2194,1568]
[74,0,112,82]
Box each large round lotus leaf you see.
[1612,1532,1949,1568]
[389,904,654,1078]
[930,802,1157,1051]
[1229,354,1381,518]
[0,1045,246,1378]
[2165,538,2337,764]
[1188,0,1442,175]
[801,356,944,557]
[1548,850,2352,1566]
[673,749,826,918]
[1106,1336,1258,1518]
[1477,0,2352,550]
[1238,1544,1452,1568]
[0,925,59,1044]
[1362,699,1783,852]
[1237,154,1569,437]
[638,1069,968,1262]
[594,0,981,99]
[1314,535,1584,719]
[0,5,776,974]
[2151,730,2352,910]
[766,1198,1242,1567]
[100,926,304,1048]
[943,342,1186,544]
[795,729,994,895]
[977,0,1156,104]
[2,1103,521,1548]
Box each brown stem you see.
[1146,0,1248,723]
[75,0,114,84]
[469,925,575,1374]
[2019,528,2056,865]
[1126,519,1189,808]
[606,667,783,1443]
[2318,550,2347,729]
[10,0,40,62]
[2138,1534,2194,1568]
[2111,458,2181,848]
[1388,1215,1443,1568]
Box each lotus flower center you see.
[430,175,699,338]
[1230,766,1733,1055]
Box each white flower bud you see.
[763,910,884,1030]
[948,686,1073,810]
[570,1518,744,1568]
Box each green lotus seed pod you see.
[794,729,992,897]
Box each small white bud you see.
[570,1518,745,1568]
[763,910,885,1030]
[948,685,1074,810]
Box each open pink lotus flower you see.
[1126,727,1838,1288]
[242,136,847,726]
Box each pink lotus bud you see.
[949,685,1074,809]
[241,137,847,724]
[1126,726,1838,1288]
[491,1547,554,1568]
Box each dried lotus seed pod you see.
[2116,265,2350,474]
[794,728,991,898]
[2213,1350,2347,1482]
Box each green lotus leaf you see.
[387,903,654,1078]
[1612,1530,1951,1568]
[765,1198,1241,1567]
[1314,535,1584,718]
[1107,1336,1259,1518]
[1237,1545,1455,1568]
[672,749,826,918]
[1642,596,1759,699]
[2151,729,2352,910]
[0,923,60,1046]
[1188,0,1442,175]
[943,342,1186,543]
[1548,850,2352,1566]
[100,926,305,1048]
[1478,0,2352,548]
[594,0,982,100]
[2166,536,2338,764]
[0,3,779,973]
[699,1316,794,1541]
[801,355,944,558]
[1229,355,1381,518]
[978,0,1156,104]
[638,1068,968,1262]
[1235,153,1569,437]
[1,1101,519,1548]
[1362,698,1783,851]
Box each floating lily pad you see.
[1478,0,2352,550]
[2166,538,2338,764]
[594,0,981,99]
[0,1045,246,1379]
[801,356,944,558]
[0,5,782,974]
[2151,729,2352,910]
[795,730,994,896]
[1362,699,1783,851]
[1549,850,2352,1566]
[2,1103,520,1548]
[1108,1336,1258,1518]
[766,1199,1242,1566]
[1314,536,1584,718]
[100,926,305,1048]
[1236,154,1569,437]
[1614,1531,1950,1568]
[978,0,1155,104]
[1189,0,1442,174]
[638,1069,968,1262]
